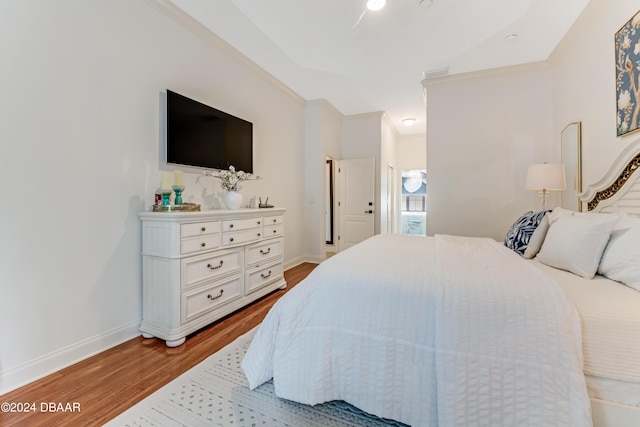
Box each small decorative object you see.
[161,172,172,190]
[249,196,259,208]
[224,191,243,210]
[172,170,185,204]
[615,10,640,137]
[172,185,185,205]
[160,172,173,206]
[203,166,259,210]
[152,203,200,212]
[259,197,274,208]
[173,170,183,186]
[159,190,172,206]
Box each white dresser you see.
[138,208,286,346]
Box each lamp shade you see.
[526,163,566,191]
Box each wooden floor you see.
[0,262,317,427]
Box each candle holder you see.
[172,185,185,205]
[160,189,172,206]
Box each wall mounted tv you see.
[166,89,253,173]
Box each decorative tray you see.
[152,203,201,212]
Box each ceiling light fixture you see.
[367,0,386,11]
[402,118,416,127]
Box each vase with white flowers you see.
[203,166,255,210]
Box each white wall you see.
[550,0,640,187]
[397,134,427,170]
[0,0,306,393]
[424,64,555,240]
[380,115,399,233]
[304,99,343,261]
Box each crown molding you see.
[421,61,550,89]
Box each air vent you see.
[423,67,449,79]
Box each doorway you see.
[401,169,426,235]
[337,158,375,252]
[325,159,334,245]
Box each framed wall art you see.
[616,10,640,137]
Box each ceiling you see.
[169,0,591,135]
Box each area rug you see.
[104,327,408,426]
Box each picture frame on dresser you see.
[138,208,286,347]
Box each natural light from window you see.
[401,169,426,235]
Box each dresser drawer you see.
[181,221,220,238]
[263,224,284,238]
[222,228,262,247]
[246,238,283,266]
[182,275,242,323]
[181,248,242,290]
[263,215,284,226]
[245,261,283,294]
[181,234,221,255]
[222,217,263,233]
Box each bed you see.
[532,261,640,426]
[242,140,640,427]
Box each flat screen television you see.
[166,90,253,173]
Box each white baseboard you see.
[304,254,327,264]
[283,255,306,270]
[283,254,324,270]
[1,258,326,396]
[0,320,141,396]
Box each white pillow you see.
[536,213,620,279]
[523,214,549,259]
[547,206,614,224]
[547,207,575,225]
[598,214,640,291]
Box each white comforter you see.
[242,234,592,426]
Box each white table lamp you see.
[526,163,566,210]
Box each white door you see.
[337,158,375,252]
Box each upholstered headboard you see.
[580,138,640,215]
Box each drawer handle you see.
[273,229,277,234]
[260,248,271,255]
[261,270,272,279]
[207,289,224,301]
[229,237,234,242]
[229,224,234,229]
[273,219,277,223]
[257,220,261,225]
[200,242,206,248]
[257,233,261,237]
[207,260,224,270]
[201,227,206,232]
